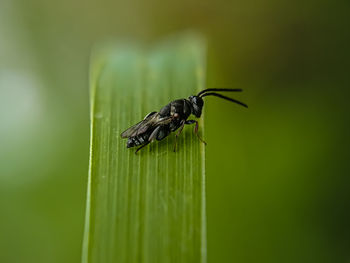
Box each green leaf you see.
[82,35,207,263]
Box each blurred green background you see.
[1,0,349,262]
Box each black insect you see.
[121,88,247,153]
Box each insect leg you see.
[148,126,161,142]
[135,141,150,154]
[135,126,163,154]
[173,120,185,152]
[185,120,207,145]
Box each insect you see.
[121,88,248,153]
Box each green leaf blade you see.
[83,35,207,263]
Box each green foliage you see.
[82,35,207,263]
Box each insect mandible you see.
[121,88,248,153]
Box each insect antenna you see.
[197,88,242,97]
[200,92,248,108]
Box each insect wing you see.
[120,113,159,138]
[120,120,146,138]
[121,113,173,138]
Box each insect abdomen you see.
[127,133,149,148]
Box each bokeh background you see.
[1,0,349,262]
